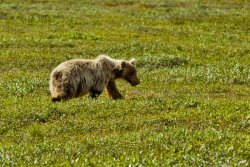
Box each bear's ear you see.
[121,61,126,69]
[130,58,136,66]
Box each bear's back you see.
[54,59,95,72]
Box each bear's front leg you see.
[89,89,102,99]
[106,80,123,99]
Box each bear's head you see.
[118,58,140,86]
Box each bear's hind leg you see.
[89,89,102,99]
[51,83,72,102]
[52,96,68,102]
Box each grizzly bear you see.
[49,55,140,102]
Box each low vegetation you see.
[0,0,249,166]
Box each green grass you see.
[0,0,249,166]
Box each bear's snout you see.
[131,79,140,86]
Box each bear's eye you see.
[128,71,135,76]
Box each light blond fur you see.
[49,55,140,101]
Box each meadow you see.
[0,0,249,166]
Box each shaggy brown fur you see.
[49,55,140,102]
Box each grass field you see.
[0,0,250,166]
